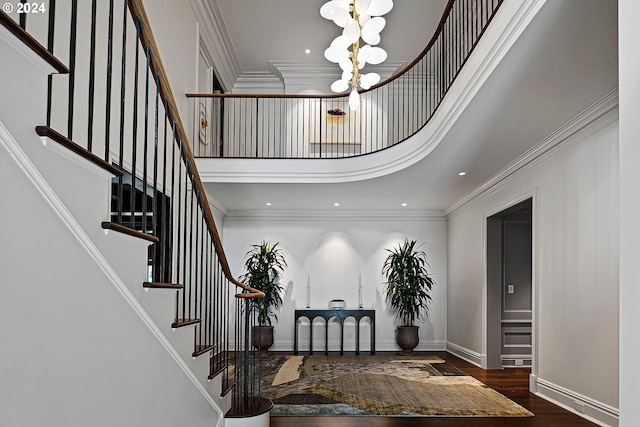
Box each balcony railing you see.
[188,0,503,159]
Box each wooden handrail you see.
[127,0,262,299]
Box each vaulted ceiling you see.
[191,0,618,214]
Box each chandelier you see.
[320,0,393,110]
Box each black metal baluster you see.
[174,126,183,321]
[186,172,195,320]
[87,0,97,152]
[152,74,159,280]
[219,98,225,157]
[117,0,127,224]
[192,198,200,348]
[254,98,258,157]
[103,0,114,162]
[130,17,140,230]
[160,100,169,281]
[204,230,211,352]
[46,0,56,127]
[18,0,26,29]
[142,46,150,234]
[67,0,78,140]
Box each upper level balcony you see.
[189,0,617,215]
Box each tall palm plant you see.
[382,238,434,326]
[240,241,287,326]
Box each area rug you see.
[259,355,533,417]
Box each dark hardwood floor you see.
[269,351,596,427]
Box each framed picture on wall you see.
[310,99,361,145]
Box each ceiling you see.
[211,0,449,88]
[197,0,618,215]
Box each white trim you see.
[480,188,537,369]
[225,209,447,222]
[534,377,619,427]
[0,121,225,427]
[446,89,619,216]
[186,0,240,92]
[446,341,482,366]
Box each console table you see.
[293,309,375,355]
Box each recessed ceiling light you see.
[458,172,466,176]
[334,202,340,207]
[265,202,272,206]
[305,49,311,54]
[402,203,408,207]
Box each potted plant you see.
[382,238,435,353]
[240,240,287,351]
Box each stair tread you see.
[0,12,68,73]
[101,221,159,243]
[171,318,201,328]
[193,344,215,357]
[143,281,183,289]
[35,126,122,176]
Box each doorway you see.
[486,198,533,369]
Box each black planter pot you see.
[251,325,274,351]
[396,325,419,354]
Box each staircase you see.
[0,2,267,426]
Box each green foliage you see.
[240,241,287,326]
[382,238,434,326]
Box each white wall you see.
[222,212,448,352]
[618,1,640,426]
[447,118,619,420]
[144,0,199,123]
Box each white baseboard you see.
[445,342,482,366]
[533,376,619,427]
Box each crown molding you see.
[268,60,404,83]
[187,0,241,92]
[224,209,446,222]
[445,88,619,216]
[232,72,285,93]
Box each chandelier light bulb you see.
[366,46,387,64]
[331,35,351,49]
[356,0,372,14]
[344,18,361,43]
[349,89,360,111]
[331,7,351,27]
[320,1,346,20]
[339,56,353,72]
[360,72,380,89]
[365,0,393,16]
[324,45,348,63]
[361,17,386,45]
[331,79,350,93]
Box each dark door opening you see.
[486,198,533,369]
